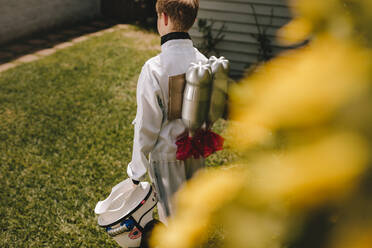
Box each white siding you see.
[190,0,292,78]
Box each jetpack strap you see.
[129,216,144,233]
[168,74,186,121]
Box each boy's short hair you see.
[156,0,199,31]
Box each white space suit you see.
[127,33,208,222]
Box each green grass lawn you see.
[0,25,233,247]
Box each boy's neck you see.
[161,31,191,45]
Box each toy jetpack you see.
[208,56,230,125]
[181,61,213,135]
[95,179,158,248]
[176,56,230,160]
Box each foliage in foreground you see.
[152,1,372,248]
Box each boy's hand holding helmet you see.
[95,178,159,248]
[132,179,140,186]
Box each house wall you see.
[0,0,101,45]
[190,0,292,78]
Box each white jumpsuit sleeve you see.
[127,64,163,181]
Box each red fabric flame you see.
[176,130,224,160]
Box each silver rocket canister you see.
[208,56,230,125]
[182,61,212,136]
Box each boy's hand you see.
[132,179,140,186]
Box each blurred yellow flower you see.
[222,206,286,248]
[277,18,312,45]
[230,35,371,149]
[346,0,372,44]
[249,132,368,208]
[286,0,354,40]
[330,228,372,248]
[288,0,338,21]
[151,167,247,248]
[227,120,272,150]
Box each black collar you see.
[161,32,191,45]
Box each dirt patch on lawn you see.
[1,108,19,124]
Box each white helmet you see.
[95,179,158,248]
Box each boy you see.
[127,0,207,223]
